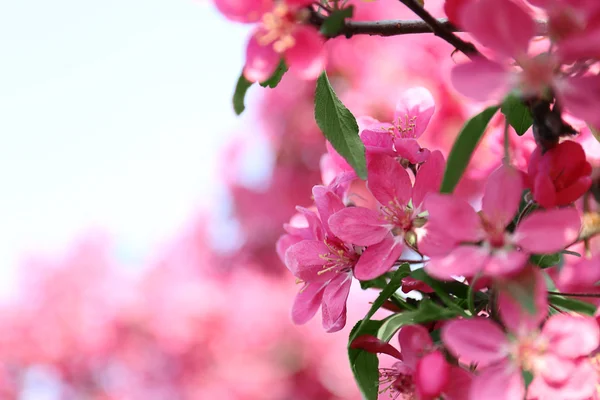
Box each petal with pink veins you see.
[514,208,581,254]
[442,318,509,366]
[285,240,329,280]
[529,359,598,400]
[443,367,473,400]
[285,26,326,80]
[425,246,488,280]
[321,273,352,332]
[412,150,445,208]
[398,324,433,369]
[424,194,484,243]
[291,280,326,325]
[469,361,524,400]
[276,234,303,263]
[394,138,431,164]
[394,87,435,139]
[542,314,600,358]
[354,235,403,280]
[312,185,345,237]
[367,155,412,207]
[328,207,390,246]
[244,31,281,82]
[451,58,512,102]
[532,173,558,208]
[461,0,535,59]
[482,164,523,229]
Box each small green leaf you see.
[348,319,383,400]
[440,106,499,193]
[233,73,254,115]
[588,124,600,143]
[378,300,456,342]
[502,94,533,136]
[529,253,562,268]
[320,6,354,36]
[522,370,534,390]
[359,276,387,290]
[549,295,597,315]
[315,72,367,179]
[350,265,410,342]
[259,59,288,88]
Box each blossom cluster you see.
[278,84,599,399]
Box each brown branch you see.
[548,291,600,298]
[310,13,460,38]
[397,0,480,58]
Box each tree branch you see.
[310,13,460,38]
[396,0,480,58]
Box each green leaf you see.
[502,94,533,136]
[348,319,383,400]
[529,253,562,268]
[320,6,354,36]
[233,60,288,115]
[233,73,254,115]
[259,59,288,88]
[350,265,410,342]
[549,295,597,315]
[378,300,457,342]
[315,72,367,179]
[522,370,534,390]
[359,276,387,290]
[440,106,499,193]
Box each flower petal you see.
[285,240,329,280]
[461,0,535,58]
[425,246,489,280]
[214,0,272,22]
[394,87,435,139]
[415,351,450,399]
[481,164,523,229]
[483,250,528,278]
[285,26,326,80]
[367,155,412,207]
[412,150,445,208]
[514,208,581,254]
[244,31,280,82]
[469,361,524,400]
[542,314,600,358]
[450,58,512,102]
[424,194,484,243]
[328,207,389,246]
[291,280,326,325]
[442,318,508,366]
[312,185,345,238]
[350,335,403,359]
[321,273,352,332]
[398,324,433,369]
[354,235,403,280]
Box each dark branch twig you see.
[309,13,460,38]
[548,291,600,298]
[396,0,480,58]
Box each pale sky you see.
[0,0,252,295]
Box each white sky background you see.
[0,0,251,295]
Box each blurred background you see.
[6,0,594,399]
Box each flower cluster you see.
[278,83,599,399]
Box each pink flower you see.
[451,0,600,128]
[283,185,358,332]
[443,313,600,400]
[359,87,436,164]
[351,325,471,400]
[328,151,445,280]
[421,164,581,280]
[527,140,593,208]
[215,0,326,81]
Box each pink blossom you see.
[421,164,581,279]
[527,140,593,208]
[451,0,600,128]
[443,313,600,400]
[328,151,445,280]
[283,185,359,332]
[215,0,326,81]
[351,325,471,400]
[359,87,436,164]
